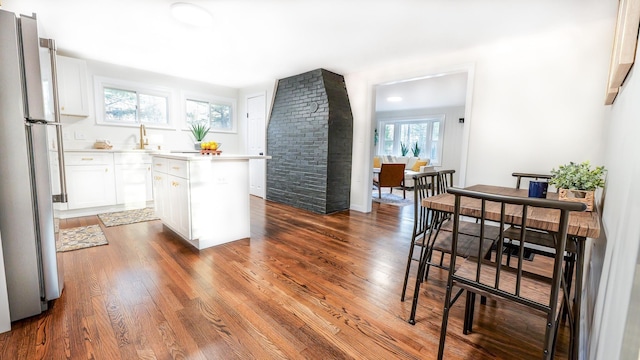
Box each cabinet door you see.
[152,171,168,223]
[115,164,150,206]
[168,175,191,240]
[66,164,116,209]
[56,56,88,117]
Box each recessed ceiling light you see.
[170,2,213,27]
[387,96,403,102]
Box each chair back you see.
[412,172,439,236]
[438,187,587,359]
[378,163,405,187]
[437,169,455,194]
[512,172,552,189]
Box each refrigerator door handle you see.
[40,38,68,203]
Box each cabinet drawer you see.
[65,152,113,165]
[168,159,189,179]
[152,157,169,174]
[115,152,152,165]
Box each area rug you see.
[98,207,159,227]
[57,225,108,252]
[372,190,414,206]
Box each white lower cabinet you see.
[114,153,153,206]
[65,152,116,209]
[153,158,193,243]
[152,154,253,250]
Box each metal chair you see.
[437,188,586,360]
[504,172,578,321]
[512,172,552,190]
[372,163,406,199]
[400,171,438,301]
[406,170,499,324]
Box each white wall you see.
[345,18,613,212]
[58,56,241,152]
[590,51,640,359]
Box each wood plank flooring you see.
[0,198,571,359]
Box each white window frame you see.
[377,114,445,165]
[181,91,237,134]
[94,76,173,129]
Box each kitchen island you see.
[152,153,270,250]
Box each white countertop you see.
[152,153,271,161]
[64,149,170,154]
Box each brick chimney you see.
[266,69,353,214]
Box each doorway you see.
[367,68,474,210]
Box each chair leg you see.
[463,291,476,334]
[401,241,418,301]
[378,187,382,199]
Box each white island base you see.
[152,153,269,250]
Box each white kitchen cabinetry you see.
[114,153,153,206]
[56,56,89,117]
[152,154,270,250]
[65,152,116,209]
[152,157,192,242]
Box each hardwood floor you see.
[0,198,571,359]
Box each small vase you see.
[194,142,201,150]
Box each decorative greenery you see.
[400,142,409,156]
[411,142,420,157]
[549,161,606,191]
[189,122,210,142]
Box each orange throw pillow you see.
[411,160,428,172]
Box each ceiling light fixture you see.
[170,2,213,27]
[387,96,403,102]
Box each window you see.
[377,116,445,165]
[185,97,235,133]
[95,76,171,127]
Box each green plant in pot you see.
[549,161,606,210]
[400,142,409,156]
[190,122,210,149]
[411,142,420,157]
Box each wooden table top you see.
[422,184,600,238]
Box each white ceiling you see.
[2,0,613,89]
[375,72,468,112]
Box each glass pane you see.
[400,122,428,157]
[430,142,438,160]
[210,103,232,130]
[383,124,394,154]
[432,122,440,141]
[104,87,136,123]
[186,99,209,124]
[139,93,167,124]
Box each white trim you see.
[93,75,173,129]
[377,114,446,165]
[181,90,237,133]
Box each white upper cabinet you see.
[56,56,89,117]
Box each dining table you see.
[420,184,600,359]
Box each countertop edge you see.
[152,154,272,161]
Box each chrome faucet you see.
[139,124,148,149]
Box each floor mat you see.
[57,225,108,252]
[98,207,159,227]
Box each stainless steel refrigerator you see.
[0,9,68,321]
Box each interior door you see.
[247,93,266,198]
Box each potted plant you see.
[411,142,420,157]
[400,142,409,156]
[549,161,606,211]
[190,122,210,150]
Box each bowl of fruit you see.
[200,141,222,155]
